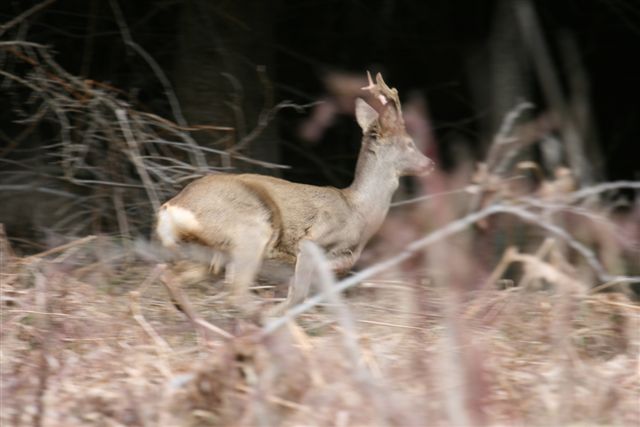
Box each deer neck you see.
[344,144,399,238]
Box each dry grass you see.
[1,24,639,427]
[1,233,638,427]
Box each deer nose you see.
[417,157,435,176]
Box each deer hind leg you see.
[225,228,270,309]
[208,251,225,275]
[287,247,316,306]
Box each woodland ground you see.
[1,228,638,427]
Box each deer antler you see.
[361,71,403,118]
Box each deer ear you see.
[355,98,378,133]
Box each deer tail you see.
[156,204,201,248]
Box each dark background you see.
[1,0,638,185]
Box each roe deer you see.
[156,73,434,310]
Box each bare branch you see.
[0,0,57,37]
[565,181,640,203]
[159,265,233,341]
[108,0,208,170]
[115,108,161,212]
[262,202,640,336]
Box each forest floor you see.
[1,235,638,427]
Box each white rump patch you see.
[156,204,201,247]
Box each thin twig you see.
[261,202,639,336]
[391,185,477,207]
[129,292,174,378]
[23,235,97,262]
[565,181,640,203]
[356,319,430,331]
[115,108,161,211]
[516,0,593,187]
[302,242,364,370]
[32,270,50,427]
[109,0,208,170]
[303,241,395,426]
[262,205,502,336]
[0,0,57,37]
[0,41,46,48]
[231,100,322,153]
[159,265,233,340]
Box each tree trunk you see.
[174,0,279,171]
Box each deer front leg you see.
[266,241,317,316]
[267,244,359,317]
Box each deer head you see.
[355,72,434,177]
